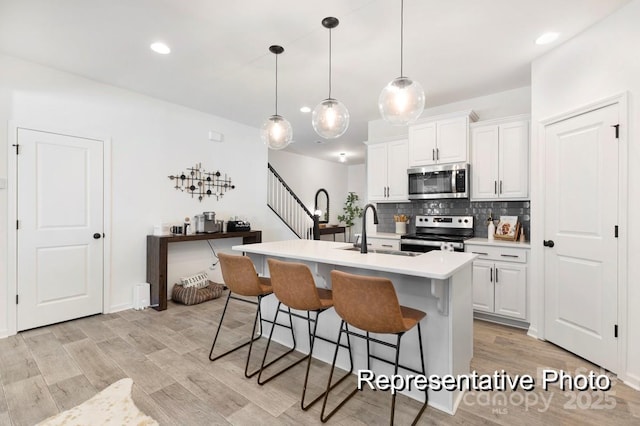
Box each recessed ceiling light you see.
[150,42,171,54]
[339,153,347,163]
[300,106,311,113]
[535,32,559,45]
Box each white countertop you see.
[233,239,477,280]
[466,237,531,249]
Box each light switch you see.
[0,177,6,189]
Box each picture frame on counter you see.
[494,216,520,241]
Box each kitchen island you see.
[232,239,477,415]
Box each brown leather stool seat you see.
[209,253,296,378]
[321,270,429,425]
[258,259,352,410]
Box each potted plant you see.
[337,192,363,242]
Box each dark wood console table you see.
[318,226,346,241]
[146,231,262,311]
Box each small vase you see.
[395,222,407,234]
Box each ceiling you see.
[0,0,630,164]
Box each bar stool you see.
[209,253,296,378]
[258,258,353,410]
[321,270,428,425]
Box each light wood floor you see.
[1,297,639,425]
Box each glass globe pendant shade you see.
[261,114,293,150]
[312,98,350,139]
[378,76,425,125]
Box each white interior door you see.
[543,104,619,371]
[17,128,104,331]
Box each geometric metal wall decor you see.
[168,163,236,201]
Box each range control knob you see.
[458,219,462,223]
[464,219,469,223]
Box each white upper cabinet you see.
[366,139,408,203]
[408,110,477,167]
[471,116,529,201]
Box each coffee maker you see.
[195,211,222,233]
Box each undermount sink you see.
[340,246,420,257]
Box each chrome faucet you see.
[360,203,379,254]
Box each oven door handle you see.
[401,239,463,249]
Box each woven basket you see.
[171,280,226,305]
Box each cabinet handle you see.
[500,180,503,194]
[490,267,493,282]
[500,254,519,258]
[494,181,497,195]
[432,149,435,161]
[381,244,393,248]
[472,251,489,255]
[495,268,499,283]
[436,148,439,160]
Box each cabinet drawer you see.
[466,245,527,263]
[367,238,400,251]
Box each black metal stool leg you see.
[209,292,261,362]
[320,321,358,423]
[390,333,403,426]
[412,322,428,426]
[256,302,301,385]
[300,311,353,411]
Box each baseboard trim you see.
[473,312,530,330]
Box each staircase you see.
[267,163,317,239]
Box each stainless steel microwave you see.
[407,163,469,200]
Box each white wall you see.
[530,0,640,387]
[367,86,531,143]
[0,53,288,336]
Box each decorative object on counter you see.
[487,214,495,241]
[261,45,293,150]
[520,226,526,242]
[337,191,363,243]
[171,280,226,305]
[378,0,425,125]
[183,217,190,235]
[312,17,350,139]
[494,215,520,241]
[394,214,409,234]
[170,225,183,234]
[153,223,170,236]
[227,220,251,232]
[168,163,236,201]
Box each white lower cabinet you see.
[466,244,528,321]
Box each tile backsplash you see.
[376,200,530,240]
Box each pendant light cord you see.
[274,53,279,115]
[400,0,404,78]
[328,27,333,99]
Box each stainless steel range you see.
[400,215,474,253]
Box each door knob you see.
[93,233,102,239]
[543,240,555,248]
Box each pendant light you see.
[379,0,425,125]
[312,17,349,139]
[261,45,293,150]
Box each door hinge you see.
[16,220,20,230]
[16,294,18,304]
[12,143,20,154]
[612,124,620,139]
[614,324,618,338]
[614,225,618,238]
